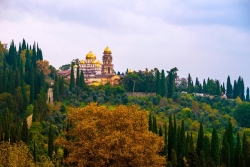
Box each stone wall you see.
[126,92,156,97]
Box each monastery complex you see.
[58,46,120,86]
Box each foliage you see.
[55,103,166,166]
[0,141,35,167]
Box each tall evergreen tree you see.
[164,122,168,156]
[160,70,167,97]
[21,118,28,143]
[196,122,204,157]
[33,141,36,164]
[79,70,85,90]
[211,128,220,166]
[76,65,80,87]
[69,65,75,91]
[246,87,250,102]
[187,74,193,93]
[53,75,60,102]
[235,133,241,167]
[227,120,234,166]
[168,116,174,160]
[48,124,54,159]
[156,70,161,95]
[227,76,233,98]
[30,67,35,104]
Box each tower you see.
[102,46,114,75]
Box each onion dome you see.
[80,60,86,64]
[128,69,133,73]
[91,60,96,64]
[73,65,78,68]
[96,60,102,65]
[104,46,112,54]
[95,64,100,68]
[86,51,96,59]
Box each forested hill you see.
[1,39,250,166]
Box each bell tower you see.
[102,46,114,75]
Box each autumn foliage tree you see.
[56,103,166,167]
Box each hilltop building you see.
[58,46,120,86]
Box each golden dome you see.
[128,69,133,73]
[104,46,112,53]
[80,60,86,64]
[73,65,78,68]
[95,64,100,68]
[91,60,96,64]
[96,60,102,65]
[86,51,96,59]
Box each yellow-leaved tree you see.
[56,103,166,167]
[0,141,35,167]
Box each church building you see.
[59,46,120,86]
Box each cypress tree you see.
[168,116,174,160]
[171,149,177,167]
[216,80,221,96]
[148,112,152,132]
[76,65,80,87]
[246,87,250,102]
[187,74,192,93]
[203,79,207,94]
[211,128,220,166]
[173,115,177,152]
[160,70,167,97]
[241,78,245,101]
[227,120,234,166]
[203,135,211,163]
[32,43,37,69]
[156,70,161,95]
[179,120,185,158]
[242,132,250,166]
[239,153,246,167]
[159,126,163,136]
[167,69,174,98]
[33,141,36,163]
[48,124,54,159]
[21,118,28,143]
[153,115,157,134]
[233,80,238,98]
[164,122,168,156]
[30,67,35,104]
[196,122,204,157]
[199,150,206,167]
[69,65,75,91]
[221,132,231,167]
[53,75,60,102]
[227,76,233,98]
[79,70,85,90]
[187,133,200,167]
[32,100,38,122]
[235,133,241,167]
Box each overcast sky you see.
[1,0,250,87]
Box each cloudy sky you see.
[1,0,250,87]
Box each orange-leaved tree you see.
[55,103,166,167]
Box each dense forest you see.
[0,39,250,166]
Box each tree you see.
[48,124,54,159]
[211,128,220,166]
[234,103,250,127]
[21,118,28,143]
[76,65,80,87]
[156,70,161,95]
[55,104,166,166]
[36,60,51,76]
[167,68,178,98]
[161,70,167,97]
[246,87,249,102]
[227,76,233,98]
[196,122,204,157]
[69,65,75,91]
[0,141,35,166]
[123,73,141,93]
[79,70,85,90]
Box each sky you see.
[0,0,250,87]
